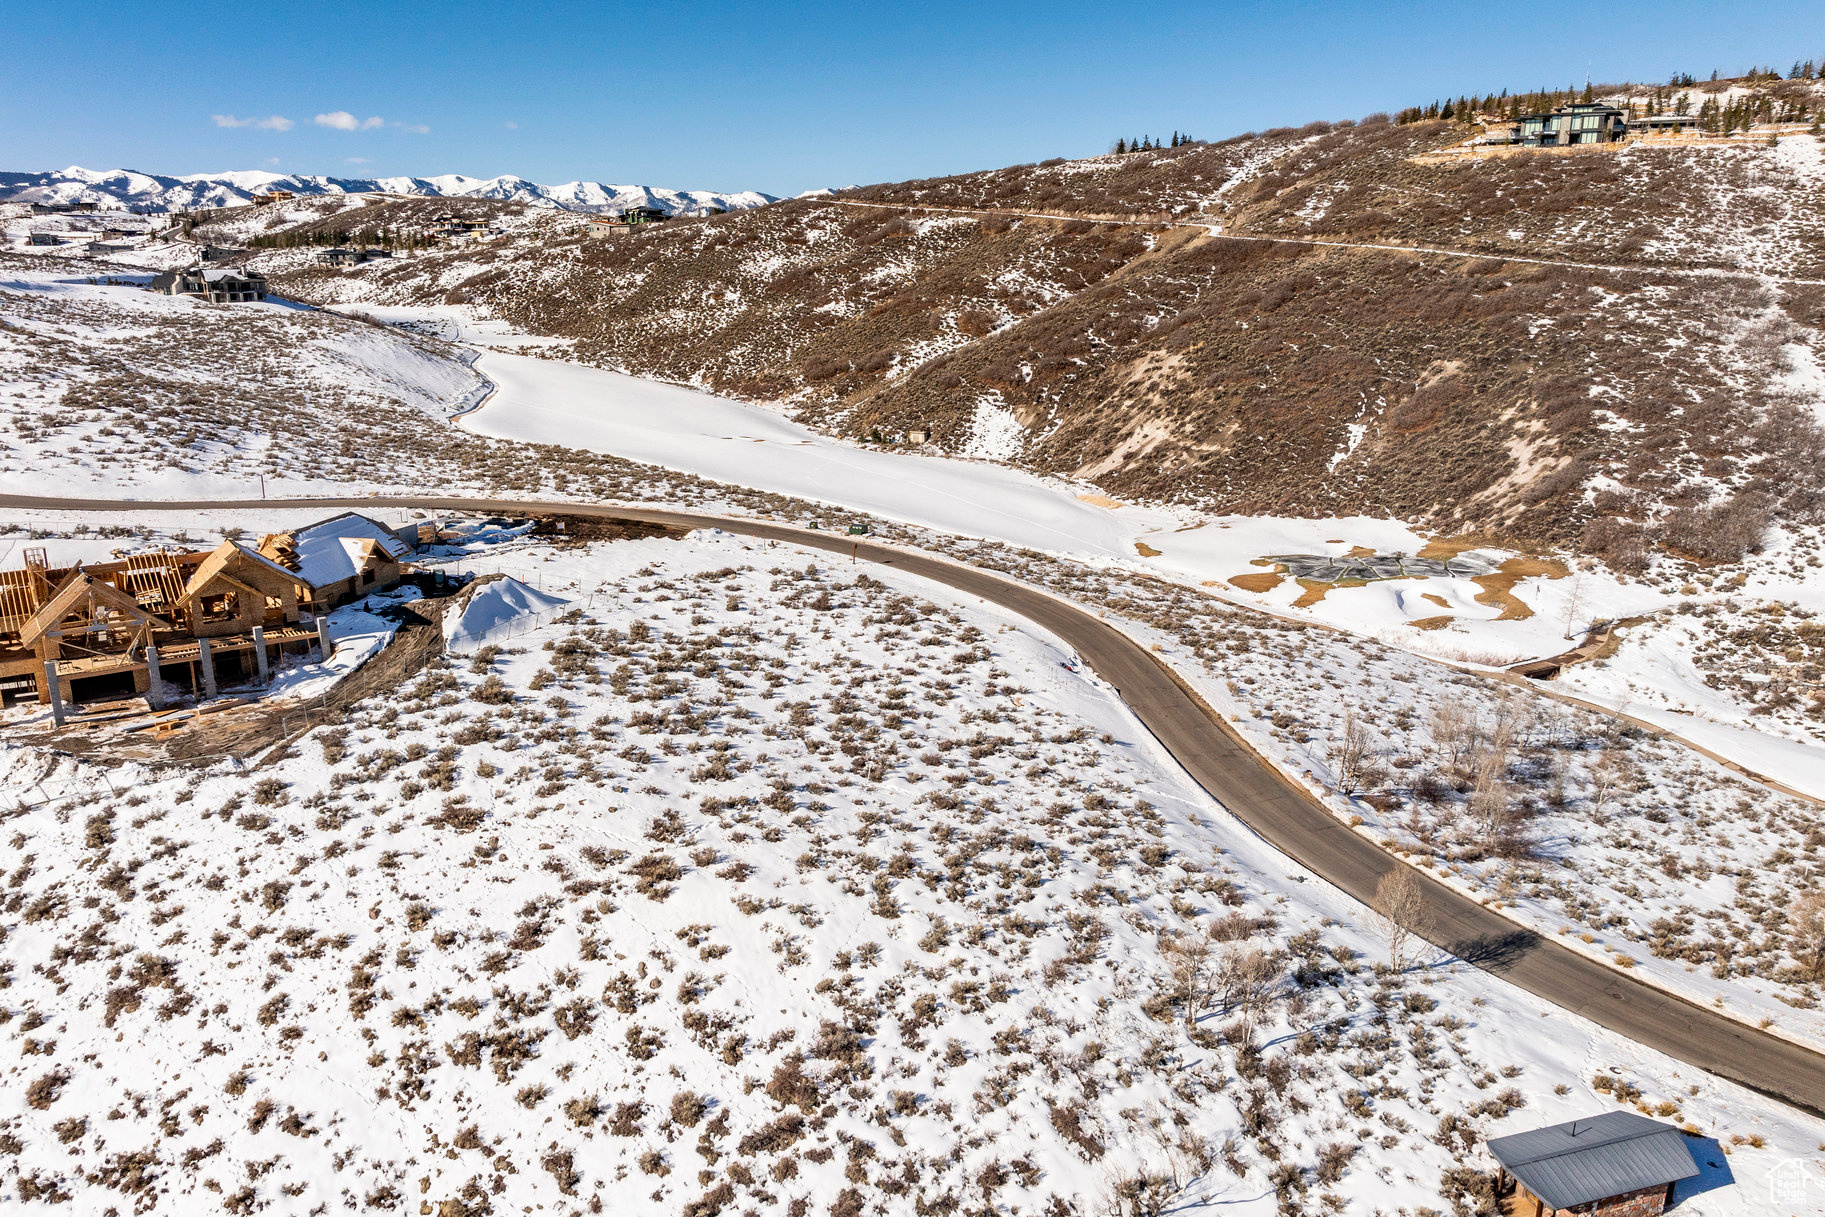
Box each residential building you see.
[265,512,413,612]
[1510,102,1629,146]
[1630,113,1702,135]
[0,513,416,711]
[26,232,62,246]
[148,266,270,303]
[617,206,669,225]
[319,247,393,267]
[1488,1112,1700,1217]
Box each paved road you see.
[7,490,1825,1116]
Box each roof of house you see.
[19,568,167,647]
[1487,1113,1698,1212]
[176,542,306,609]
[200,267,263,283]
[288,513,411,591]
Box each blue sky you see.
[5,1,1823,196]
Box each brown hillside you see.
[247,77,1825,562]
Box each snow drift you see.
[443,576,571,652]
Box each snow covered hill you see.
[0,165,775,216]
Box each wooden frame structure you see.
[0,515,413,716]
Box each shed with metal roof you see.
[1487,1112,1699,1216]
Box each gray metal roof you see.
[1487,1112,1698,1212]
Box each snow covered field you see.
[0,264,488,499]
[1,530,1817,1215]
[7,273,1825,1106]
[444,335,1825,801]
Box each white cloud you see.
[345,156,371,165]
[213,114,294,131]
[503,120,518,130]
[314,111,384,132]
[393,121,430,134]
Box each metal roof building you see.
[1487,1112,1699,1216]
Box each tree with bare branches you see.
[1214,943,1279,1038]
[1161,930,1214,1033]
[1369,867,1433,971]
[1791,891,1825,980]
[1334,711,1373,794]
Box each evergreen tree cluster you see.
[247,225,427,252]
[1691,90,1812,133]
[1111,132,1196,155]
[1393,63,1822,128]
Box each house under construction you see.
[0,512,416,716]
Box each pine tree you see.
[1114,137,1127,155]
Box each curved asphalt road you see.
[7,491,1824,1116]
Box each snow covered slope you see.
[0,165,774,216]
[0,529,1817,1215]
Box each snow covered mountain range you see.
[0,165,775,215]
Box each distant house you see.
[199,244,249,263]
[906,428,933,444]
[423,214,491,242]
[319,247,391,267]
[148,266,269,303]
[1630,113,1702,135]
[1509,102,1629,147]
[29,201,97,215]
[586,216,625,239]
[250,189,296,205]
[26,232,62,246]
[86,241,134,255]
[616,206,669,225]
[1488,1112,1700,1217]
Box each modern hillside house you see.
[1511,102,1629,146]
[319,247,394,266]
[1630,112,1702,135]
[616,206,669,225]
[148,266,270,303]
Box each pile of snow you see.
[0,165,776,216]
[443,575,570,652]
